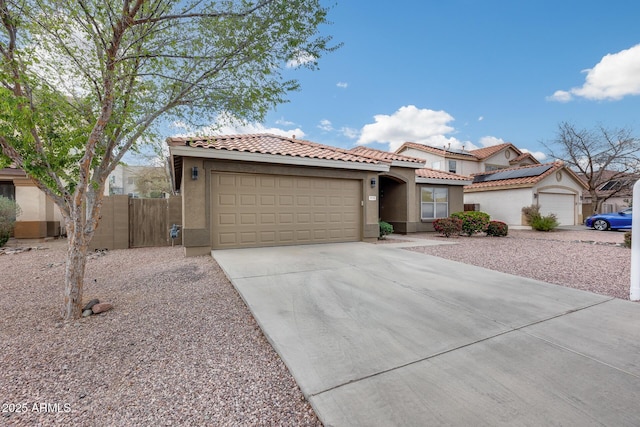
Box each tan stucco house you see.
[168,134,471,255]
[0,166,64,238]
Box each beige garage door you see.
[539,192,575,225]
[211,173,362,249]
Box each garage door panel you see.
[539,193,575,225]
[212,173,362,249]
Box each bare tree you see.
[0,0,337,320]
[544,122,640,214]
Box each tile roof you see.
[349,146,425,164]
[510,152,539,164]
[167,134,381,164]
[395,142,477,159]
[464,161,575,190]
[415,168,472,181]
[469,143,515,160]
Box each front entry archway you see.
[379,175,409,233]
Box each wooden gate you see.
[129,197,182,248]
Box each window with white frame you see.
[421,187,448,220]
[448,160,457,173]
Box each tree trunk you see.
[61,219,89,320]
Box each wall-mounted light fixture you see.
[533,192,538,199]
[191,166,199,180]
[370,177,376,188]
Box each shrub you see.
[521,204,540,225]
[0,196,21,247]
[433,217,463,237]
[530,214,559,232]
[486,220,508,237]
[624,230,632,248]
[379,220,394,239]
[450,211,490,236]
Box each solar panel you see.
[472,164,553,183]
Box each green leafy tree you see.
[0,0,337,320]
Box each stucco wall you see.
[464,187,534,225]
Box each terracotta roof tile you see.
[167,134,380,164]
[465,161,568,190]
[469,143,515,159]
[395,141,477,160]
[349,146,425,164]
[510,152,539,164]
[415,168,472,181]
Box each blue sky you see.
[172,1,640,162]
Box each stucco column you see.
[181,158,211,256]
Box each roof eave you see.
[391,160,426,168]
[416,177,472,186]
[169,145,390,172]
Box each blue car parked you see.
[585,208,633,231]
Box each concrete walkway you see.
[213,242,640,426]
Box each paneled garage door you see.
[211,173,362,249]
[539,192,575,225]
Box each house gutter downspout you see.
[630,179,640,301]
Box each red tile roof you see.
[510,152,538,164]
[167,134,381,164]
[464,161,585,190]
[469,143,514,160]
[415,168,472,181]
[349,146,425,164]
[396,141,476,160]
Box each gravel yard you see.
[405,227,632,300]
[1,228,634,425]
[0,240,320,427]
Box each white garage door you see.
[538,193,575,225]
[211,173,362,249]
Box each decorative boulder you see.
[91,303,113,314]
[82,299,100,312]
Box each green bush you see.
[433,217,463,237]
[531,214,559,232]
[0,196,21,247]
[379,220,394,239]
[521,204,540,225]
[486,220,508,237]
[450,211,490,236]
[624,230,631,248]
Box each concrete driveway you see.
[213,241,640,426]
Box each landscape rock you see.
[82,299,100,311]
[91,303,113,314]
[82,309,93,317]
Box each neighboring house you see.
[579,171,636,217]
[395,142,539,175]
[0,166,64,238]
[167,134,472,255]
[464,161,587,226]
[106,164,170,198]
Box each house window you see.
[0,180,15,200]
[448,160,457,174]
[421,187,448,220]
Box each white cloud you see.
[318,119,333,132]
[478,136,505,147]
[478,116,484,121]
[286,50,316,68]
[275,117,295,126]
[336,82,348,88]
[549,44,640,101]
[521,149,547,161]
[170,114,304,139]
[340,127,359,139]
[357,105,477,151]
